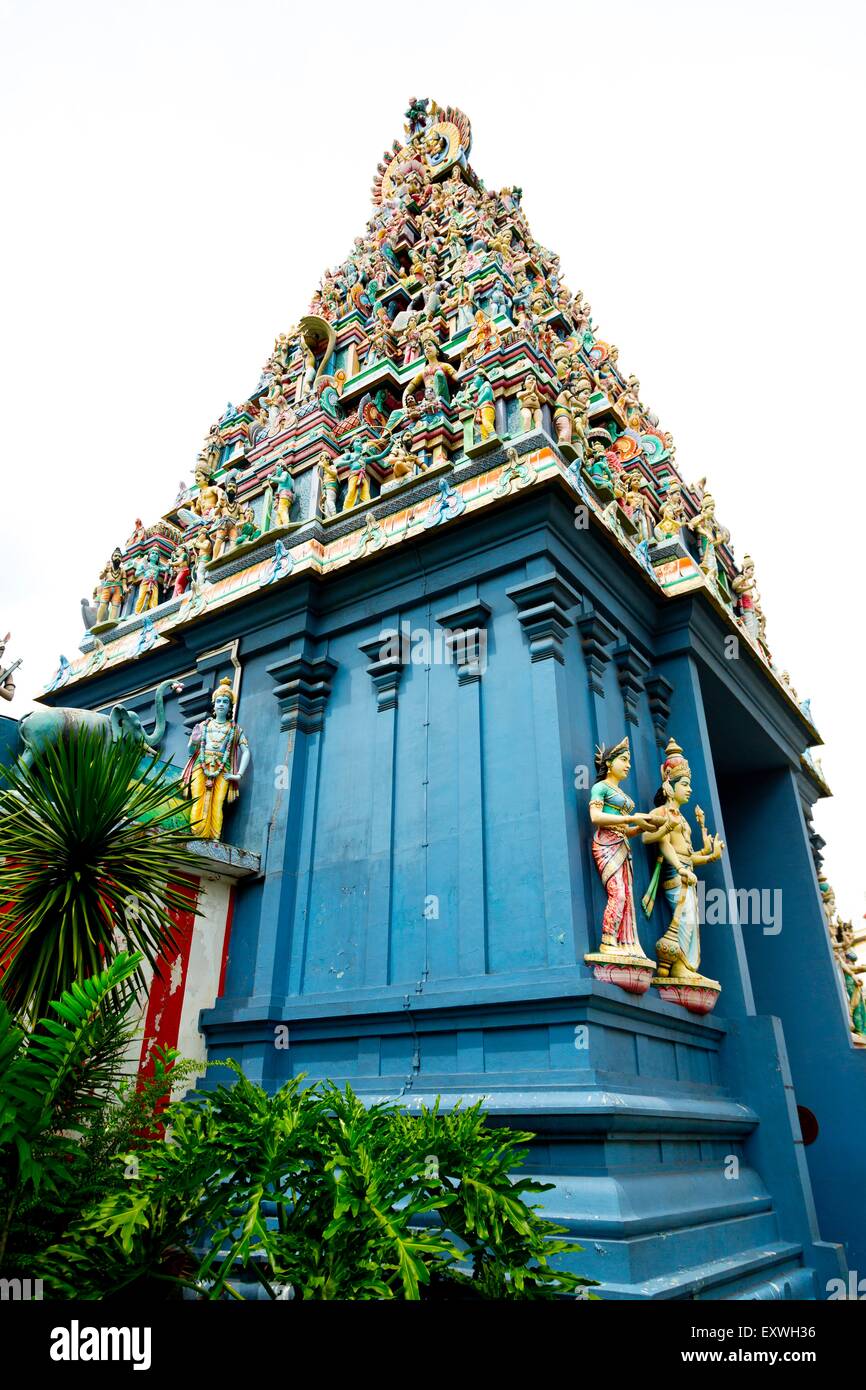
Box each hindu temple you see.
[29,98,866,1299]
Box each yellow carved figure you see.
[182,678,250,842]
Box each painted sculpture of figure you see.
[732,553,763,640]
[268,460,296,529]
[687,493,730,581]
[0,633,19,703]
[338,437,379,511]
[95,548,128,624]
[319,450,339,518]
[177,465,225,529]
[584,737,664,994]
[517,373,544,433]
[182,677,250,842]
[210,472,245,560]
[403,335,458,407]
[832,920,866,1044]
[653,480,685,545]
[466,371,496,443]
[169,544,191,599]
[641,737,725,1013]
[387,434,423,481]
[585,440,615,490]
[133,548,166,614]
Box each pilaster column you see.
[245,647,337,1004]
[436,597,492,976]
[358,629,406,984]
[507,571,582,965]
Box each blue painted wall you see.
[42,466,862,1298]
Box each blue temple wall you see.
[44,466,863,1297]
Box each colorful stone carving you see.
[517,373,544,433]
[19,679,182,767]
[181,677,250,842]
[95,548,128,625]
[267,461,296,529]
[0,633,19,703]
[584,736,660,994]
[641,738,724,1013]
[133,548,167,614]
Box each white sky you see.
[1,0,863,922]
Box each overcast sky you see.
[1,0,863,922]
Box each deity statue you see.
[618,470,652,543]
[459,371,496,444]
[210,471,246,559]
[460,309,501,367]
[95,547,128,625]
[832,920,866,1043]
[177,465,225,530]
[319,450,340,518]
[387,434,423,481]
[517,373,544,433]
[133,548,167,614]
[732,554,764,641]
[641,738,725,1006]
[687,493,730,582]
[0,633,20,703]
[181,677,250,842]
[653,480,685,545]
[338,435,389,511]
[191,530,213,588]
[587,737,663,955]
[403,335,458,407]
[169,544,191,599]
[267,460,296,529]
[449,276,475,334]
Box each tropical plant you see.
[38,1071,598,1301]
[0,726,203,1021]
[0,950,199,1274]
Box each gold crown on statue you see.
[660,736,690,782]
[211,677,236,709]
[594,735,630,775]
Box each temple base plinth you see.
[584,952,656,995]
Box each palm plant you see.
[0,727,203,1021]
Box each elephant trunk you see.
[144,679,178,749]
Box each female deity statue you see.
[640,738,725,995]
[687,493,730,581]
[653,480,685,545]
[618,470,652,544]
[832,920,866,1043]
[402,335,458,407]
[588,737,664,960]
[732,554,763,640]
[169,544,191,598]
[449,276,475,334]
[182,678,250,842]
[517,373,544,433]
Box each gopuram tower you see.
[37,99,865,1299]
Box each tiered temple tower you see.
[37,99,866,1299]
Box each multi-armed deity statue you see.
[640,738,725,1014]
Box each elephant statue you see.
[18,679,183,768]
